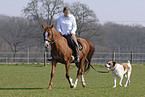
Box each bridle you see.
[44,29,62,45]
[44,30,53,44]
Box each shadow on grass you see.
[0,88,44,90]
[97,70,110,73]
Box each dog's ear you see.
[113,61,117,67]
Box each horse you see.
[42,25,95,89]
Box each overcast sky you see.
[0,0,145,26]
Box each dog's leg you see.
[128,80,131,85]
[124,71,131,87]
[119,75,123,87]
[125,74,127,78]
[112,73,116,88]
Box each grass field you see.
[0,63,145,97]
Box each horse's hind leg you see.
[81,72,86,87]
[65,62,74,88]
[48,60,57,89]
[74,57,85,88]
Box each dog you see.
[105,60,132,88]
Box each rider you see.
[57,7,79,62]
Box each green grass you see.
[0,63,145,97]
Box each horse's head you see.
[42,25,53,48]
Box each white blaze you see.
[45,31,48,47]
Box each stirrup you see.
[47,56,52,61]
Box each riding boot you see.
[75,48,80,62]
[47,56,52,61]
[71,34,80,62]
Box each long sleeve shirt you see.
[57,14,77,35]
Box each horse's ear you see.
[42,25,45,28]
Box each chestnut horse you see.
[42,25,95,89]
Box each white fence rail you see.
[0,52,145,64]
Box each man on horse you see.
[57,7,80,62]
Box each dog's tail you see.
[128,60,130,64]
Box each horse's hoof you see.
[82,83,86,87]
[73,85,76,89]
[83,84,86,88]
[48,87,52,89]
[48,86,52,89]
[70,85,74,88]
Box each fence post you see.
[27,47,29,64]
[112,51,115,61]
[44,51,46,66]
[130,51,133,63]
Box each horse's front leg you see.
[65,62,74,88]
[48,60,57,89]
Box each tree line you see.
[0,0,145,59]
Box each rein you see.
[45,30,62,45]
[81,50,98,72]
[81,51,109,73]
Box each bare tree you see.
[0,16,31,61]
[22,0,65,55]
[103,22,145,52]
[70,2,100,37]
[22,0,64,26]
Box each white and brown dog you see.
[105,60,132,88]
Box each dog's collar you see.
[111,67,116,71]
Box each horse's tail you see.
[84,39,95,74]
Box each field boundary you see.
[1,51,145,64]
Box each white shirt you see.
[57,14,77,35]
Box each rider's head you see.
[63,7,70,17]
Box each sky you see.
[0,0,145,26]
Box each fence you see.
[0,52,45,64]
[92,52,132,64]
[0,51,145,64]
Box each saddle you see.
[63,35,83,57]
